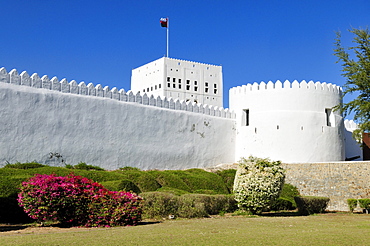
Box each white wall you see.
[344,119,362,161]
[229,80,345,163]
[0,82,236,170]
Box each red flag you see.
[160,18,168,28]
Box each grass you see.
[1,213,370,245]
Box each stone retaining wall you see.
[283,162,370,211]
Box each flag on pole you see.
[160,18,168,28]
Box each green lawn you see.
[1,214,370,246]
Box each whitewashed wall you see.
[0,81,236,170]
[229,80,345,163]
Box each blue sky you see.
[0,0,369,111]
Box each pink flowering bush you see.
[18,173,142,227]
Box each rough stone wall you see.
[283,162,370,211]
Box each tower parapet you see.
[229,80,344,163]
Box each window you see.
[205,82,208,86]
[159,84,161,89]
[173,78,176,82]
[167,83,170,87]
[194,87,198,91]
[147,87,149,91]
[194,81,197,85]
[325,108,335,127]
[155,85,157,90]
[151,87,153,91]
[173,83,176,88]
[143,89,145,92]
[186,85,190,90]
[214,83,217,88]
[214,89,217,94]
[167,77,170,82]
[205,88,209,93]
[186,80,190,84]
[179,85,182,89]
[179,79,182,83]
[243,109,249,126]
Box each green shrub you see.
[172,169,229,194]
[358,199,370,213]
[140,192,236,219]
[117,179,141,194]
[270,183,300,211]
[156,187,190,196]
[148,170,192,192]
[347,199,358,213]
[141,192,178,219]
[270,197,295,211]
[119,166,141,171]
[294,196,330,215]
[215,169,236,193]
[4,161,46,169]
[177,194,208,218]
[233,156,285,214]
[66,162,105,171]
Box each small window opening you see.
[155,85,157,90]
[243,109,249,126]
[186,85,190,90]
[186,80,190,84]
[173,78,176,82]
[194,87,198,91]
[214,89,217,94]
[159,84,161,89]
[194,81,197,85]
[173,83,176,88]
[167,77,170,82]
[325,108,335,127]
[167,83,170,87]
[205,88,209,93]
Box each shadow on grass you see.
[0,225,28,232]
[261,211,301,217]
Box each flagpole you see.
[166,17,169,57]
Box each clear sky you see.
[0,0,369,111]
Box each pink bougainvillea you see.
[18,173,142,227]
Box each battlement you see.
[165,57,220,67]
[230,80,342,95]
[0,67,234,119]
[344,119,358,130]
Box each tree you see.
[334,27,370,140]
[233,156,285,214]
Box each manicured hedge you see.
[140,192,237,219]
[294,196,330,215]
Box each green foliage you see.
[270,197,295,211]
[4,161,46,169]
[66,162,105,171]
[347,199,358,213]
[147,170,192,192]
[119,166,141,171]
[358,198,370,213]
[233,156,285,214]
[215,169,236,193]
[140,192,236,219]
[117,179,141,194]
[333,27,370,140]
[140,192,178,219]
[156,187,190,196]
[294,196,330,215]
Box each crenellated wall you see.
[0,68,234,119]
[0,68,236,170]
[229,80,345,163]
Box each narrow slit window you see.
[243,109,249,126]
[325,108,335,127]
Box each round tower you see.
[229,80,345,163]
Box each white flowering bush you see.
[233,156,285,214]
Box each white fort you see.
[131,57,223,107]
[0,57,362,170]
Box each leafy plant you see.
[233,156,285,214]
[294,196,330,215]
[347,199,358,213]
[4,161,46,169]
[66,162,105,171]
[358,199,370,213]
[18,173,142,227]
